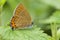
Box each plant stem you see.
[50,22,58,40]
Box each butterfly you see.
[10,3,33,30]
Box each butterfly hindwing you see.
[10,3,32,29]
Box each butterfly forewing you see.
[10,3,32,29]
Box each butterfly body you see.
[10,3,33,29]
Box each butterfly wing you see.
[10,3,32,29]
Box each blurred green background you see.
[0,0,60,40]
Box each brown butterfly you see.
[10,3,33,30]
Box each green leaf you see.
[0,25,52,40]
[0,0,6,6]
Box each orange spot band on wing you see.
[11,22,16,28]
